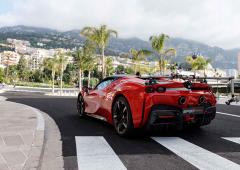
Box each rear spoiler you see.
[142,76,211,91]
[141,74,234,81]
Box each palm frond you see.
[164,48,176,56]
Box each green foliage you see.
[125,66,134,74]
[63,63,77,85]
[43,56,59,75]
[105,57,114,76]
[73,41,95,71]
[0,68,4,83]
[82,77,99,88]
[116,65,125,74]
[30,69,44,82]
[5,65,18,84]
[149,34,176,75]
[92,66,101,79]
[185,55,210,70]
[81,25,118,48]
[81,25,118,78]
[17,55,28,81]
[129,48,152,73]
[149,34,169,54]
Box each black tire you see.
[77,94,85,117]
[112,96,134,137]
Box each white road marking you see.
[152,137,240,170]
[75,136,127,170]
[217,112,240,118]
[222,137,240,145]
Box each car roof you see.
[107,74,167,79]
[107,74,137,79]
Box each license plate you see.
[183,107,204,114]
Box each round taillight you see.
[156,87,166,93]
[145,87,155,93]
[178,96,186,105]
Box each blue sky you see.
[0,0,240,49]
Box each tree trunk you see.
[60,63,63,96]
[138,61,140,73]
[134,63,137,74]
[52,70,55,94]
[5,56,10,82]
[79,69,82,92]
[159,60,162,76]
[88,71,91,88]
[162,60,165,76]
[101,46,105,79]
[5,64,9,80]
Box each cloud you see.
[0,0,240,49]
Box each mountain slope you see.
[0,25,239,69]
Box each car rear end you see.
[142,79,216,130]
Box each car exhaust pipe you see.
[199,96,206,104]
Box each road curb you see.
[21,105,45,170]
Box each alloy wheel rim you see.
[113,100,128,134]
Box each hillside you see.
[0,25,239,69]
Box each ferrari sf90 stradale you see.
[77,75,216,136]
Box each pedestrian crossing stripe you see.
[222,137,240,145]
[75,136,127,170]
[75,136,240,170]
[152,137,240,170]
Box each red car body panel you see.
[81,76,217,129]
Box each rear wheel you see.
[77,94,85,117]
[112,97,134,137]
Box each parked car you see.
[77,75,216,136]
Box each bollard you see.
[231,79,235,95]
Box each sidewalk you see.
[0,97,45,170]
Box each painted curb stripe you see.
[222,137,240,145]
[217,112,240,118]
[75,136,126,170]
[152,137,240,170]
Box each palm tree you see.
[74,49,84,91]
[149,34,176,75]
[186,55,210,76]
[81,25,118,79]
[56,51,69,96]
[129,48,152,74]
[74,41,95,90]
[84,44,96,88]
[86,59,96,88]
[43,56,58,94]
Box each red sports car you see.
[77,75,216,136]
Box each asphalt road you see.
[2,91,240,170]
